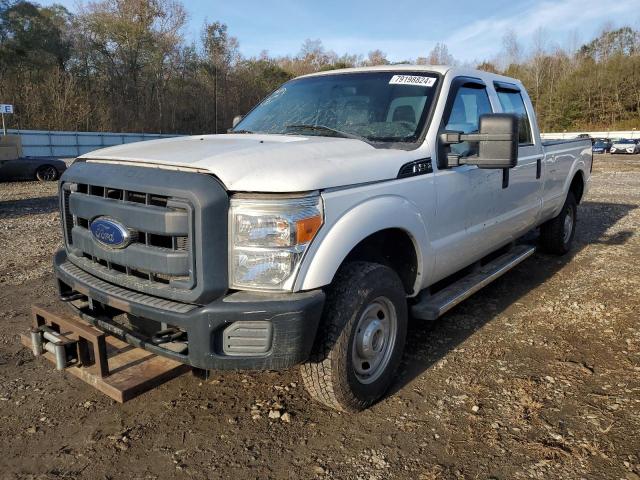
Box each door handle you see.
[536,158,542,179]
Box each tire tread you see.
[540,192,577,255]
[301,262,406,412]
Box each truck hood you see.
[80,134,420,192]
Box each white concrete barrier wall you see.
[7,129,180,158]
[7,128,638,157]
[541,130,640,140]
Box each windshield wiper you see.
[367,135,416,143]
[231,129,254,134]
[283,124,373,145]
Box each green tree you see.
[0,1,71,71]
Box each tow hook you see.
[150,328,185,345]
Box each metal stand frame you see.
[21,305,190,402]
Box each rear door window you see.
[495,89,533,145]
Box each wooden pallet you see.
[21,305,190,402]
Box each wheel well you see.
[569,172,585,204]
[342,228,418,294]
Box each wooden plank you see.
[21,307,190,403]
[94,334,109,377]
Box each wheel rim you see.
[351,296,398,384]
[38,166,57,181]
[563,206,574,244]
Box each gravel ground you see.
[0,154,638,480]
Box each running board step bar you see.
[412,245,536,320]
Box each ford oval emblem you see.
[90,217,132,249]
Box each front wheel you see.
[300,262,407,412]
[35,165,59,181]
[540,192,577,255]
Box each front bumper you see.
[610,149,637,154]
[54,250,325,370]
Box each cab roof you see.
[298,64,523,87]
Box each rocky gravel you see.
[0,154,639,479]
[0,181,60,285]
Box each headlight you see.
[229,195,323,290]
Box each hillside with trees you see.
[1,0,638,134]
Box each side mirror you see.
[440,113,518,169]
[232,115,243,128]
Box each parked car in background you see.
[0,157,67,181]
[610,139,640,154]
[592,140,612,154]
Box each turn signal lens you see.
[296,215,322,244]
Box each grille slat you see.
[69,193,188,235]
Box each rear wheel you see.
[35,165,59,181]
[300,262,407,412]
[540,192,577,255]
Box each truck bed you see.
[541,138,591,147]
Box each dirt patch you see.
[0,156,639,479]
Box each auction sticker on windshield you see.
[389,75,436,87]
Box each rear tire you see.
[540,192,577,255]
[300,262,407,412]
[35,165,59,181]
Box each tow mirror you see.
[440,113,519,169]
[232,115,243,128]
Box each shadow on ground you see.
[390,200,636,395]
[0,196,58,219]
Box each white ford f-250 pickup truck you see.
[54,65,591,411]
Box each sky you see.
[42,0,640,63]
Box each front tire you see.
[300,262,408,412]
[540,192,577,255]
[35,165,59,181]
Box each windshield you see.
[617,139,635,144]
[233,72,440,147]
[594,142,607,147]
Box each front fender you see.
[294,194,432,295]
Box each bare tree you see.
[501,29,522,68]
[2,1,640,134]
[427,42,454,65]
[364,49,389,66]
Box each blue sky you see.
[43,0,640,62]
